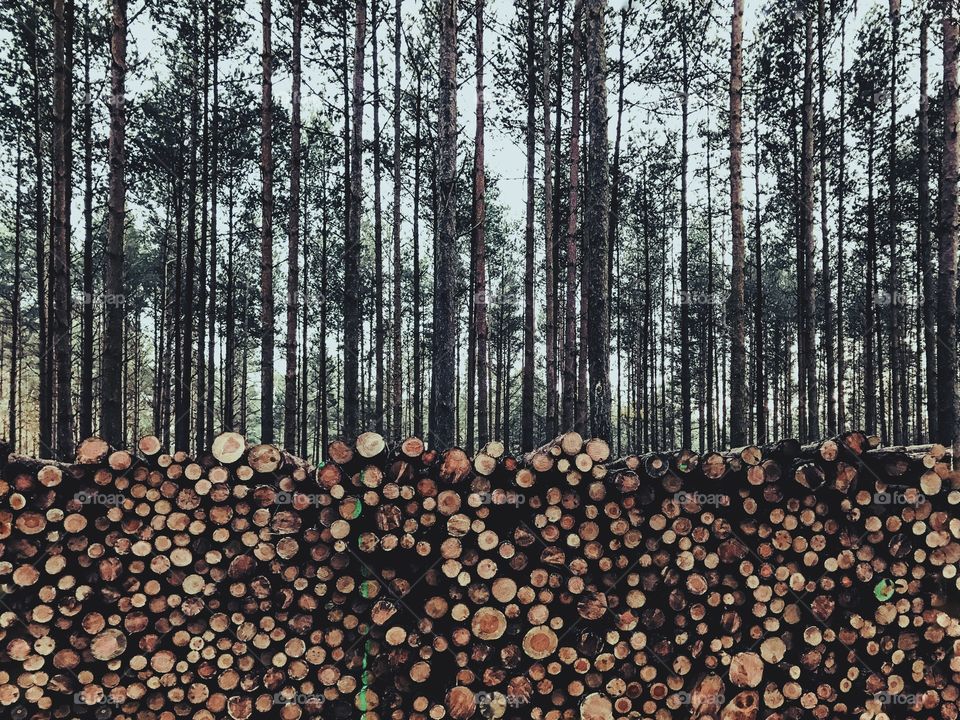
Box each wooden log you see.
[0,428,954,720]
[211,431,246,463]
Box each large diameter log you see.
[211,432,246,464]
[580,692,614,720]
[728,652,763,687]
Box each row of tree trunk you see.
[726,1,960,455]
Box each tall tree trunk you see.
[818,0,835,435]
[207,0,219,445]
[792,81,806,440]
[51,0,75,459]
[521,0,536,450]
[344,0,366,439]
[800,12,819,440]
[473,0,489,446]
[224,175,236,429]
[837,14,847,431]
[553,0,565,403]
[641,167,651,450]
[177,21,199,452]
[562,0,583,431]
[889,0,904,442]
[10,138,22,449]
[372,0,385,434]
[938,7,960,454]
[32,0,51,457]
[728,0,746,447]
[196,7,210,450]
[102,0,127,445]
[391,0,403,439]
[920,10,937,439]
[320,161,330,453]
[609,2,627,443]
[866,113,878,432]
[300,147,310,458]
[753,101,766,444]
[284,0,302,450]
[413,69,423,438]
[678,34,692,448]
[80,7,93,440]
[430,0,458,448]
[706,135,715,450]
[259,0,275,443]
[543,0,557,438]
[584,0,610,440]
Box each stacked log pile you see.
[0,429,957,719]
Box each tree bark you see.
[260,0,275,443]
[283,0,302,451]
[522,0,536,450]
[177,15,199,452]
[32,0,51,458]
[319,159,330,454]
[800,13,819,440]
[920,10,937,439]
[224,175,236,430]
[610,2,628,446]
[344,0,366,439]
[391,0,403,439]
[10,137,22,449]
[102,0,127,446]
[728,0,746,447]
[543,0,557,438]
[195,8,210,450]
[866,111,877,432]
[584,0,610,440]
[413,68,423,439]
[51,0,75,459]
[473,0,489,446]
[753,102,765,444]
[818,0,835,436]
[889,0,904,443]
[938,8,960,454]
[679,32,691,448]
[80,8,93,441]
[430,0,458,448]
[837,14,847,431]
[372,0,385,434]
[207,0,219,446]
[562,0,583,431]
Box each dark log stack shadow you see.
[0,429,958,719]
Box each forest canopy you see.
[0,0,957,462]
